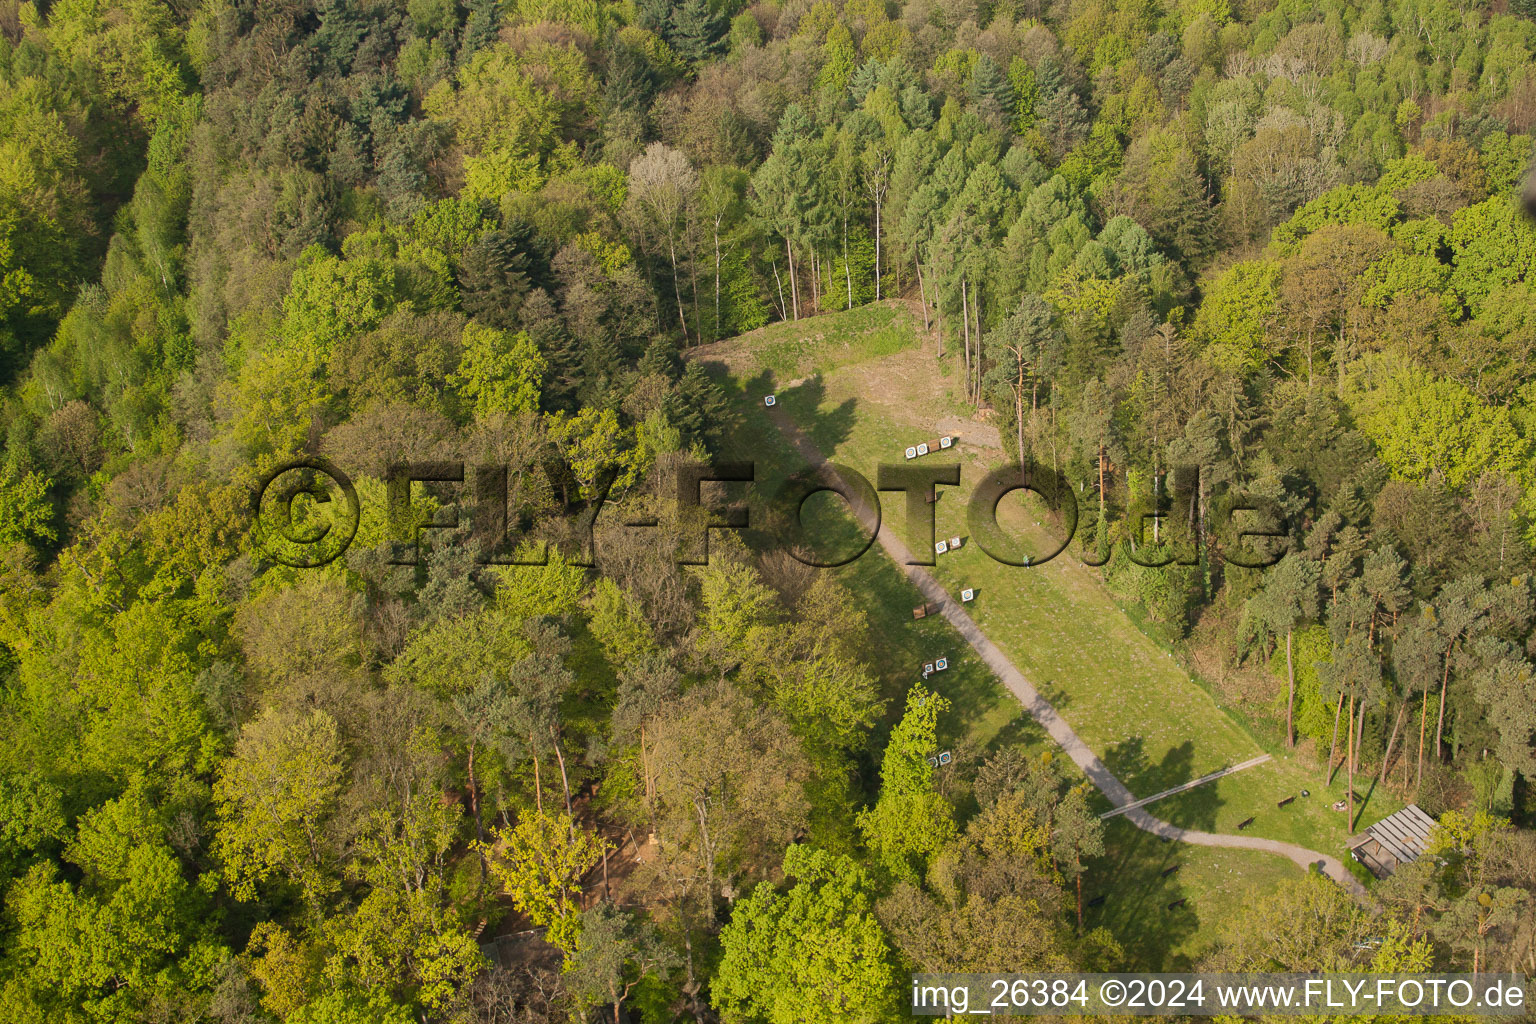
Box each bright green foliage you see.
[44,0,192,126]
[856,685,956,880]
[0,461,54,546]
[214,709,346,908]
[386,606,528,695]
[280,246,402,366]
[322,886,485,1013]
[426,42,594,163]
[1007,58,1038,133]
[729,11,764,52]
[1268,626,1334,741]
[0,771,66,879]
[1480,132,1535,195]
[818,23,858,92]
[695,565,883,747]
[2,0,1536,1008]
[1193,259,1281,371]
[547,407,649,499]
[1351,362,1532,488]
[11,589,220,786]
[483,811,608,953]
[1273,184,1402,251]
[0,80,92,370]
[696,559,778,655]
[285,990,416,1024]
[450,322,545,417]
[584,577,657,664]
[713,844,898,1024]
[2,786,226,1022]
[494,547,588,621]
[1447,198,1536,314]
[1361,250,1454,313]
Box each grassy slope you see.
[700,305,1042,760]
[695,303,1392,966]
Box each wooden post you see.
[1346,691,1356,835]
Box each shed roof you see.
[1347,804,1436,865]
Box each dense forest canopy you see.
[2,0,1536,1020]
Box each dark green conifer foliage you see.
[669,0,728,66]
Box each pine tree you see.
[602,41,658,117]
[849,58,882,102]
[638,336,681,380]
[521,289,580,412]
[969,55,1014,123]
[634,0,671,34]
[668,0,727,66]
[665,362,732,447]
[459,0,500,57]
[458,224,548,329]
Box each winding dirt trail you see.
[761,401,1368,899]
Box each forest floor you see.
[694,302,1400,966]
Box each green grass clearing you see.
[695,305,1395,965]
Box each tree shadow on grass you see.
[1161,742,1223,833]
[1103,735,1153,794]
[779,377,858,459]
[1032,676,1076,715]
[1102,739,1226,834]
[1084,819,1204,970]
[985,707,1053,756]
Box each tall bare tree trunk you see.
[961,278,971,388]
[770,258,787,321]
[1098,444,1106,520]
[688,246,703,343]
[1285,629,1296,747]
[1416,687,1429,789]
[1379,704,1406,785]
[915,259,930,332]
[970,279,982,405]
[1016,385,1026,470]
[1075,864,1084,932]
[667,237,689,344]
[1354,695,1367,776]
[843,216,853,310]
[530,730,543,812]
[933,264,944,356]
[786,238,799,320]
[810,250,819,313]
[468,742,488,899]
[1435,643,1452,763]
[874,198,882,299]
[1346,691,1356,835]
[712,215,723,337]
[1327,693,1344,784]
[640,725,654,812]
[551,724,573,818]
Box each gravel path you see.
[761,402,1368,899]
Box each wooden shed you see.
[1346,804,1437,878]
